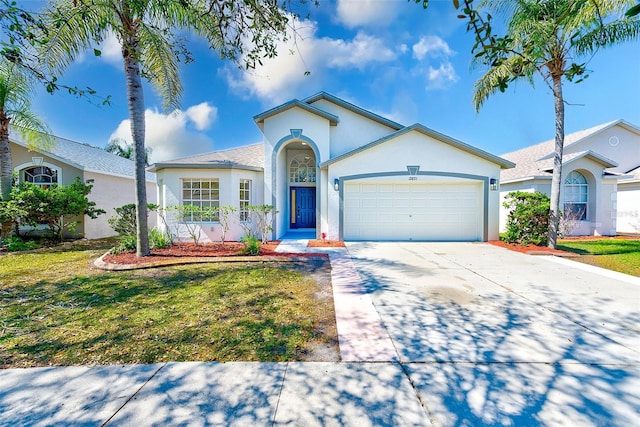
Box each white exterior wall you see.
[499,160,618,236]
[155,168,264,242]
[616,182,640,233]
[308,99,399,158]
[326,131,503,241]
[84,172,158,239]
[565,125,640,175]
[262,107,331,239]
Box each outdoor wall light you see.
[334,179,340,191]
[490,178,498,191]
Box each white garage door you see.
[344,182,483,241]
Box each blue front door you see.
[291,187,316,229]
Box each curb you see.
[93,252,329,271]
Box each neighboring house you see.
[150,92,514,242]
[499,120,640,236]
[10,132,157,239]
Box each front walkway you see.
[275,238,397,362]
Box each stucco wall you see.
[565,125,640,175]
[326,130,503,241]
[499,160,618,236]
[155,168,264,242]
[84,172,157,239]
[11,143,83,185]
[308,99,400,158]
[617,182,640,233]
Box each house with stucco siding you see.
[150,92,514,242]
[499,120,640,236]
[10,132,157,239]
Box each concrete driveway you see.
[346,242,640,426]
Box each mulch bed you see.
[103,241,328,266]
[488,240,578,257]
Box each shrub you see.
[239,235,260,255]
[1,236,37,252]
[110,234,137,255]
[10,178,105,240]
[149,228,171,249]
[108,203,158,236]
[502,191,550,246]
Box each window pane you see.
[181,179,219,221]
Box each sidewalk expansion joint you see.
[101,362,168,426]
[271,362,289,426]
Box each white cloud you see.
[109,104,217,163]
[185,102,218,131]
[412,35,454,60]
[336,0,400,28]
[411,35,458,91]
[425,62,458,90]
[223,20,397,104]
[98,32,123,66]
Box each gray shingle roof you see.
[500,120,620,182]
[148,143,264,172]
[10,131,156,182]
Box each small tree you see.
[11,177,105,240]
[217,205,237,245]
[502,191,550,246]
[173,205,218,246]
[250,205,277,244]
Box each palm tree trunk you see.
[548,73,565,249]
[123,36,150,257]
[0,114,13,239]
[0,113,11,202]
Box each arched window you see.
[23,166,58,189]
[564,171,588,220]
[289,154,316,183]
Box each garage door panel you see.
[344,182,482,241]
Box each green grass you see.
[0,239,336,367]
[557,239,640,277]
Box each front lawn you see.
[557,238,640,277]
[0,239,337,368]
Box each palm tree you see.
[105,138,151,165]
[42,0,292,257]
[473,0,639,248]
[0,57,53,237]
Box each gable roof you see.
[253,100,339,130]
[537,150,618,172]
[321,123,515,169]
[303,92,404,130]
[500,120,639,183]
[148,143,264,172]
[10,131,156,182]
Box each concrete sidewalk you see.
[0,361,429,426]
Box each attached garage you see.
[343,180,484,241]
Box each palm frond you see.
[473,56,535,111]
[574,16,640,53]
[41,0,116,75]
[137,23,182,111]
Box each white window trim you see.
[239,179,251,222]
[14,161,63,185]
[181,178,220,222]
[563,171,588,221]
[289,154,316,184]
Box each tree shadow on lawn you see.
[1,260,338,368]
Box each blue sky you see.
[28,0,640,164]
